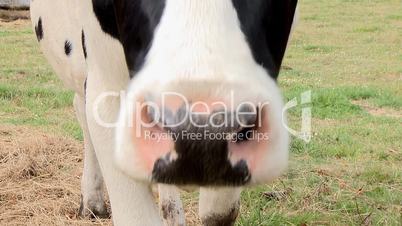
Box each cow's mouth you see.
[151,149,251,186]
[145,103,259,186]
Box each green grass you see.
[1,0,402,225]
[0,21,81,140]
[257,0,402,224]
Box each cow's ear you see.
[264,0,298,77]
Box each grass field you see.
[1,0,401,225]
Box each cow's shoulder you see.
[30,0,87,95]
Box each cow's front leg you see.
[73,94,108,218]
[199,187,242,226]
[158,184,185,226]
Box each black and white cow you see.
[30,0,298,225]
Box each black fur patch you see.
[34,17,43,41]
[92,0,119,39]
[110,0,296,79]
[113,0,165,77]
[232,0,298,79]
[152,142,251,186]
[151,109,251,186]
[84,78,87,97]
[81,30,87,59]
[64,40,72,56]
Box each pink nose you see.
[128,95,272,185]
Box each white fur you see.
[30,0,86,96]
[74,95,107,216]
[158,185,185,226]
[30,0,108,217]
[76,1,162,225]
[31,0,162,225]
[199,187,242,220]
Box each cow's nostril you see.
[235,126,255,143]
[161,107,175,127]
[144,104,168,134]
[234,106,259,143]
[146,104,176,127]
[147,105,158,124]
[237,106,258,128]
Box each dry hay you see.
[0,125,202,225]
[0,125,111,225]
[0,9,29,22]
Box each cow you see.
[30,0,298,225]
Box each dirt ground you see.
[0,125,202,225]
[352,100,402,119]
[0,15,115,226]
[0,125,112,225]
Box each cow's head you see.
[114,0,298,186]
